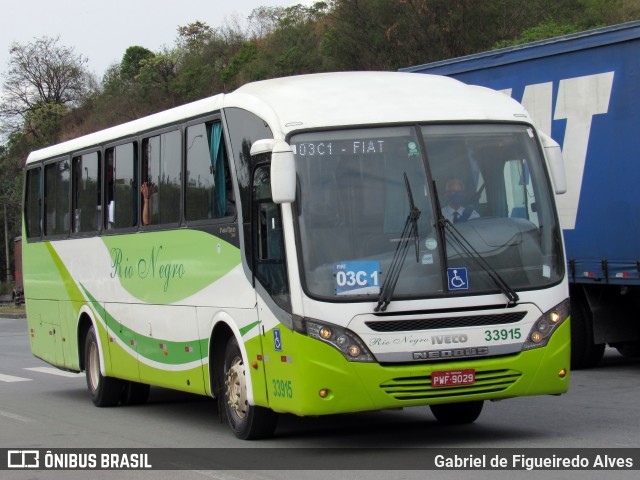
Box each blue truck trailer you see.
[402,21,640,368]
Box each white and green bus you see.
[22,72,571,439]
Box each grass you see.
[0,304,26,315]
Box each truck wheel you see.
[84,326,123,407]
[222,336,278,439]
[613,342,640,359]
[570,298,604,369]
[430,401,483,424]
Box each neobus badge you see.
[413,347,490,360]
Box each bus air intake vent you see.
[365,312,526,332]
[380,369,521,401]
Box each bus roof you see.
[26,71,530,165]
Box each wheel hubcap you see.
[88,342,99,392]
[225,356,248,419]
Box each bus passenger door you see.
[252,164,292,409]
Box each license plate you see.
[431,369,476,388]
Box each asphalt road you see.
[1,314,639,480]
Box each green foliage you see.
[0,138,24,282]
[121,46,156,81]
[493,20,585,49]
[222,43,259,86]
[177,21,214,53]
[23,102,68,146]
[578,0,640,26]
[136,54,178,98]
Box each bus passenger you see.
[141,181,157,225]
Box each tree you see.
[135,51,180,110]
[120,46,155,81]
[173,22,219,101]
[223,4,328,87]
[177,21,214,54]
[1,36,92,142]
[0,139,25,282]
[321,0,594,70]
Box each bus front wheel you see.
[222,336,278,439]
[430,401,484,424]
[84,326,123,407]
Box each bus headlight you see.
[522,299,570,351]
[293,317,375,362]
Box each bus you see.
[22,72,570,439]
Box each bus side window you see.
[104,148,114,230]
[105,142,138,230]
[25,167,42,239]
[72,151,101,233]
[504,158,539,226]
[44,158,70,237]
[186,121,236,222]
[141,130,181,225]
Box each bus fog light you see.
[559,369,567,378]
[319,327,332,340]
[537,320,550,333]
[347,345,361,357]
[319,389,329,398]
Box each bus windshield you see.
[291,124,563,301]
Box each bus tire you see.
[222,336,278,440]
[430,401,484,425]
[121,381,150,406]
[84,326,123,407]
[570,297,604,369]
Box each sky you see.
[0,0,313,82]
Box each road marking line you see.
[24,367,83,378]
[0,373,32,383]
[0,409,33,423]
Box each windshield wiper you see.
[432,181,519,306]
[375,173,421,312]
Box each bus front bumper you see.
[251,319,570,416]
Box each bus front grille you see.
[380,369,521,401]
[366,312,526,332]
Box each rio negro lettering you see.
[110,246,185,292]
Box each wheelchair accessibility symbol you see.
[273,328,282,352]
[447,268,469,291]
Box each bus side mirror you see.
[539,131,567,195]
[250,139,297,204]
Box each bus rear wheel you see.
[222,336,278,440]
[430,401,484,424]
[84,326,123,407]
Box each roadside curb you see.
[0,313,26,319]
